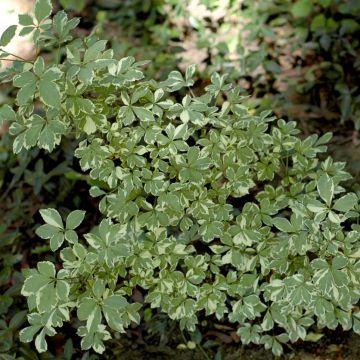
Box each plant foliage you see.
[1,0,360,356]
[85,0,360,128]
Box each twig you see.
[189,88,196,97]
[0,48,34,64]
[0,58,28,63]
[197,343,211,360]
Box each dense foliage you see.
[249,0,360,127]
[65,0,360,128]
[0,1,360,357]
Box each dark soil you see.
[98,328,360,360]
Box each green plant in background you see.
[174,0,360,127]
[0,2,95,356]
[60,0,183,79]
[257,0,360,127]
[59,0,86,12]
[0,120,84,358]
[75,0,359,130]
[1,0,360,357]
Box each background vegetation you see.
[0,0,359,359]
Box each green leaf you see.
[336,309,352,330]
[19,14,34,26]
[78,67,94,85]
[92,279,105,299]
[65,229,78,243]
[9,311,27,329]
[317,174,334,206]
[57,280,70,301]
[272,217,293,232]
[291,0,313,17]
[317,0,332,7]
[16,82,37,105]
[35,329,48,352]
[312,258,348,300]
[34,57,45,76]
[78,298,97,321]
[43,67,63,82]
[78,298,102,333]
[133,106,154,122]
[38,123,58,152]
[25,115,45,147]
[37,261,55,277]
[333,193,357,212]
[332,256,347,269]
[103,294,128,309]
[307,198,327,213]
[0,105,16,125]
[261,311,274,331]
[13,71,37,87]
[19,26,35,37]
[19,325,42,343]
[66,210,86,230]
[36,224,61,239]
[50,232,66,251]
[39,80,61,108]
[185,64,196,81]
[199,221,223,242]
[271,340,283,356]
[22,274,49,295]
[305,332,324,342]
[341,19,359,34]
[39,209,63,229]
[102,307,124,332]
[83,116,97,135]
[328,211,341,224]
[84,40,107,63]
[0,25,17,46]
[311,14,326,31]
[37,285,57,312]
[311,259,328,269]
[60,0,86,11]
[35,0,52,24]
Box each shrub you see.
[245,0,360,127]
[71,0,360,128]
[1,0,360,356]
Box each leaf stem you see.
[0,48,34,64]
[56,44,61,64]
[188,86,196,98]
[197,343,211,360]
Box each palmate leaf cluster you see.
[1,0,360,356]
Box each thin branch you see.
[188,86,196,98]
[0,58,30,63]
[0,48,34,64]
[197,343,211,360]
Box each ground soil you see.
[99,328,360,360]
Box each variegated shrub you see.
[0,0,360,356]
